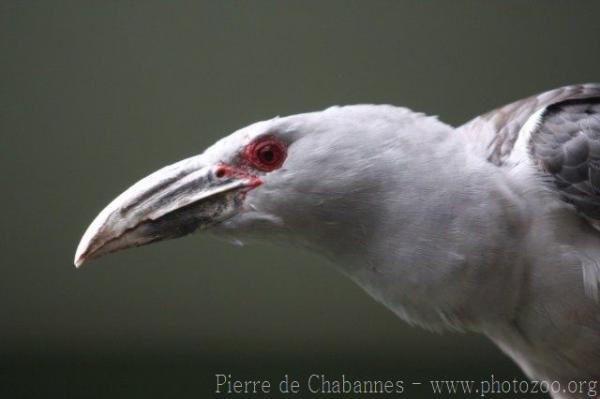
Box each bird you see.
[75,83,600,397]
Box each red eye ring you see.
[244,136,287,172]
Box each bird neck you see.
[293,131,528,332]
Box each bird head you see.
[74,105,450,267]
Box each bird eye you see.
[244,137,287,172]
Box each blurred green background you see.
[2,1,599,397]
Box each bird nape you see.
[75,83,600,398]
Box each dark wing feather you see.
[457,84,600,165]
[530,97,600,221]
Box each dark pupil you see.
[259,146,275,162]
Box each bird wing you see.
[460,83,600,223]
[499,92,600,303]
[527,96,600,222]
[457,83,600,166]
